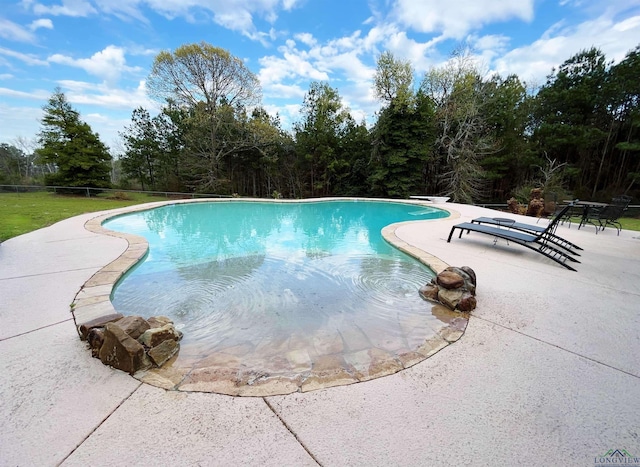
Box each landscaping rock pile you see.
[78,314,182,375]
[419,266,477,312]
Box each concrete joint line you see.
[473,316,640,379]
[57,382,143,466]
[263,397,323,466]
[0,266,102,281]
[0,318,74,342]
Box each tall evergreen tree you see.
[532,48,610,195]
[369,92,436,198]
[294,82,353,197]
[36,88,112,189]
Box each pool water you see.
[104,200,451,386]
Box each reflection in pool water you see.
[104,200,451,385]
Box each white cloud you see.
[262,102,301,129]
[0,103,43,143]
[0,47,48,66]
[0,87,51,100]
[88,0,304,42]
[492,12,640,85]
[0,18,37,42]
[0,17,51,43]
[263,82,306,100]
[27,0,97,17]
[56,79,155,110]
[392,0,535,39]
[29,18,53,30]
[48,45,142,85]
[55,79,158,146]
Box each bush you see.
[108,191,133,201]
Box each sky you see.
[1,0,640,154]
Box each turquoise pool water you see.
[104,200,449,368]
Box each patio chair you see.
[471,214,582,255]
[611,195,632,211]
[447,203,580,271]
[580,196,630,235]
[588,204,626,235]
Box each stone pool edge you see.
[72,198,468,397]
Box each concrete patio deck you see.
[1,200,639,466]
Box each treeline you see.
[2,42,639,203]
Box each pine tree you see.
[36,88,112,190]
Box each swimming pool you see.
[102,199,455,393]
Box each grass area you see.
[0,191,159,241]
[619,217,640,231]
[2,191,639,242]
[563,215,640,232]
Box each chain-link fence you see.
[0,184,232,199]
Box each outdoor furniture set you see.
[447,196,631,271]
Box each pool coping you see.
[73,197,467,396]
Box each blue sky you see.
[1,0,640,153]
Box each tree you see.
[120,108,161,190]
[373,51,414,106]
[480,74,537,199]
[607,45,640,194]
[420,50,496,203]
[531,48,610,196]
[36,88,112,189]
[294,82,356,197]
[369,91,436,198]
[0,143,25,184]
[147,42,262,192]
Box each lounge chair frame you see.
[447,203,580,271]
[470,217,582,255]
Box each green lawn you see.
[564,215,640,232]
[619,217,640,231]
[1,191,639,242]
[0,191,158,241]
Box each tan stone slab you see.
[301,370,358,392]
[179,379,242,396]
[84,271,123,287]
[438,326,465,343]
[366,348,403,380]
[218,342,254,357]
[177,366,243,395]
[194,352,242,369]
[396,350,426,368]
[287,349,312,372]
[342,349,373,379]
[75,284,112,298]
[416,335,450,357]
[431,304,469,325]
[287,332,314,352]
[252,354,294,376]
[100,257,139,273]
[254,335,290,357]
[236,376,301,397]
[73,301,117,326]
[311,330,344,355]
[73,294,111,308]
[339,326,371,351]
[365,328,407,354]
[135,368,183,390]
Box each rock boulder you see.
[420,266,477,313]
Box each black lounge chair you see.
[447,203,580,271]
[470,216,582,255]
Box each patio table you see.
[565,200,609,228]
